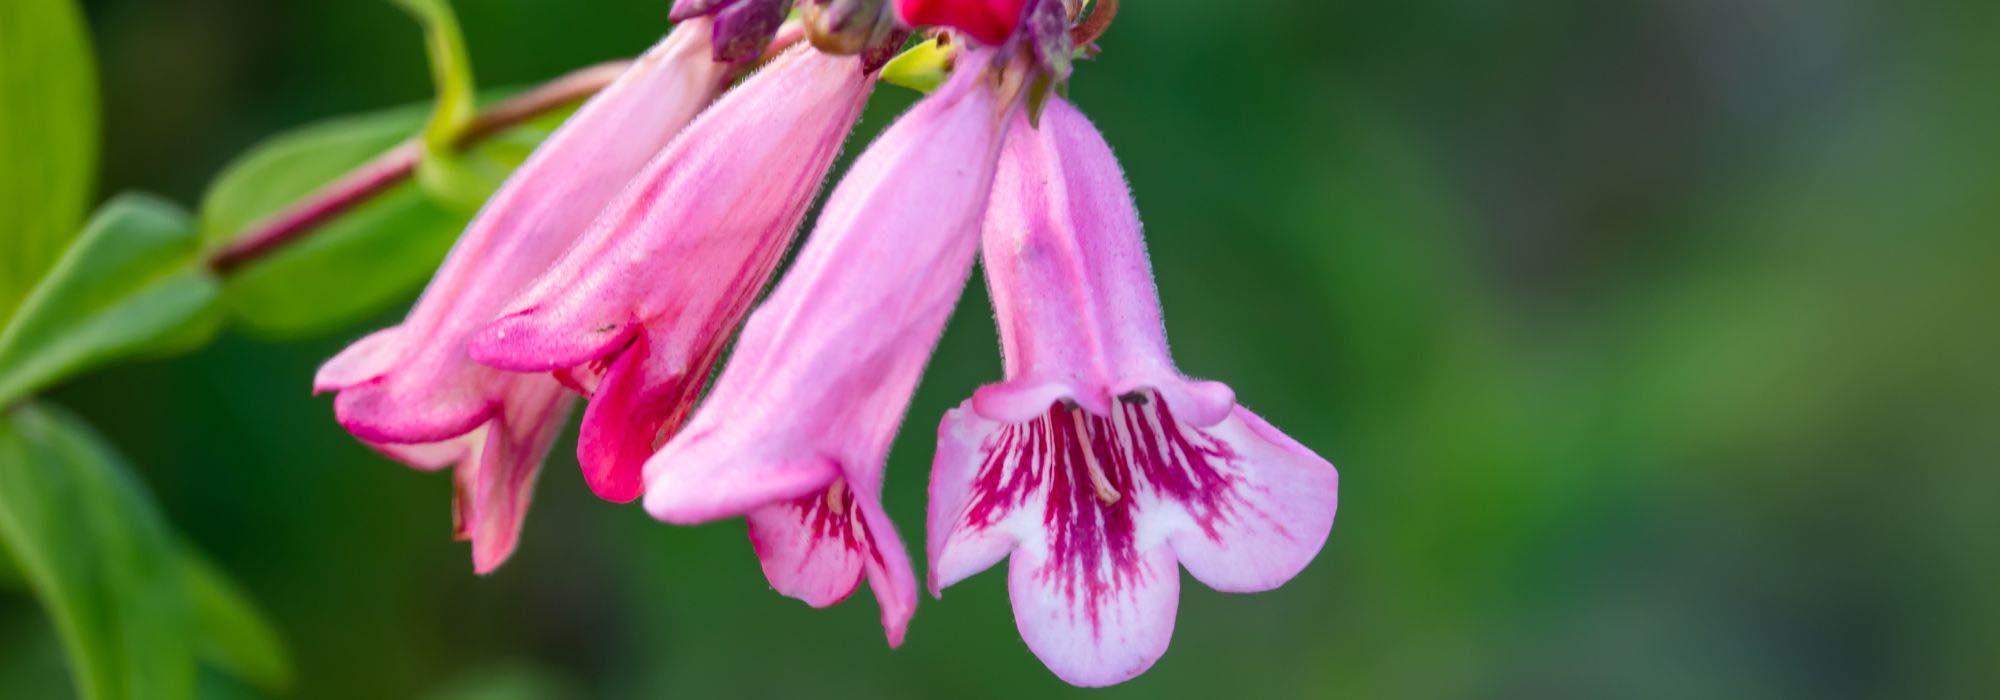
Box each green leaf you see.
[0,534,18,588]
[199,105,428,249]
[0,0,100,323]
[0,194,221,407]
[200,98,558,339]
[0,402,194,700]
[183,551,290,694]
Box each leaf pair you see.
[2,2,289,698]
[0,404,290,699]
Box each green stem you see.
[393,0,492,211]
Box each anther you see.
[1070,408,1122,505]
[827,479,848,516]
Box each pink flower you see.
[641,52,1022,646]
[926,97,1338,686]
[467,45,879,504]
[894,0,1029,45]
[314,21,733,573]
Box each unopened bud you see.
[671,0,794,63]
[803,0,912,72]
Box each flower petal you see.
[974,97,1236,428]
[369,434,470,472]
[473,48,877,504]
[314,326,406,393]
[574,333,706,503]
[927,402,1023,594]
[929,393,1336,684]
[644,51,1014,524]
[1165,406,1337,592]
[321,21,729,446]
[930,399,1185,685]
[747,478,919,646]
[451,380,576,574]
[1009,542,1179,687]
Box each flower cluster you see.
[319,0,1336,686]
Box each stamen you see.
[1070,408,1121,505]
[827,479,848,516]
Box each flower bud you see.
[672,0,794,63]
[803,0,911,71]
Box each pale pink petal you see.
[929,393,1334,683]
[470,47,877,503]
[935,396,1319,684]
[930,399,1192,685]
[1166,406,1337,592]
[747,478,919,647]
[314,22,729,571]
[314,327,405,393]
[644,51,1015,525]
[368,435,469,472]
[748,489,866,606]
[926,402,1021,594]
[1009,541,1179,687]
[454,379,576,575]
[322,19,729,445]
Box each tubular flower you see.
[468,45,880,504]
[313,21,733,573]
[926,97,1338,686]
[642,52,1022,646]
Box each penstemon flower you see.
[926,97,1338,686]
[314,20,733,573]
[305,0,1333,682]
[641,49,1025,646]
[468,44,881,504]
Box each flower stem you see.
[1070,0,1119,47]
[207,60,630,274]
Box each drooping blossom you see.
[641,51,1025,646]
[468,45,880,504]
[314,20,734,573]
[927,97,1338,686]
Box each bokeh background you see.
[3,0,1996,697]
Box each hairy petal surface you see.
[314,22,729,570]
[642,52,1013,524]
[644,51,1018,643]
[471,47,876,503]
[974,97,1234,427]
[747,478,919,647]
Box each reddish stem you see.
[1069,0,1119,47]
[208,60,632,273]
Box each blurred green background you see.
[4,0,1996,697]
